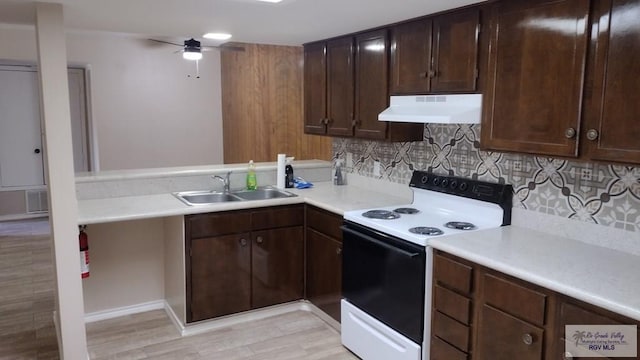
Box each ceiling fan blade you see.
[147,38,183,47]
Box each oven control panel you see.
[409,171,513,213]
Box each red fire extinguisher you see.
[79,225,90,278]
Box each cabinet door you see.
[481,0,590,157]
[303,42,328,135]
[306,228,342,322]
[390,19,432,94]
[326,37,355,137]
[354,30,390,140]
[189,234,251,322]
[476,305,544,360]
[582,0,640,164]
[252,227,304,308]
[431,8,480,92]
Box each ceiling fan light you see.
[203,32,232,41]
[183,50,202,61]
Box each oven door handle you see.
[342,226,421,258]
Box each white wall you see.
[0,24,224,170]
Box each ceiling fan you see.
[147,38,244,60]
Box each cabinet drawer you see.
[434,253,472,294]
[432,310,470,352]
[306,205,343,241]
[251,205,304,230]
[483,273,547,326]
[431,335,468,360]
[434,285,472,325]
[560,302,622,326]
[187,211,251,239]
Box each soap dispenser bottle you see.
[246,160,257,190]
[285,157,294,188]
[334,160,344,185]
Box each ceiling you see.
[0,0,485,46]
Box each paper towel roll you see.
[276,154,286,189]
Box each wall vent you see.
[25,189,48,214]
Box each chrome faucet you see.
[212,171,232,192]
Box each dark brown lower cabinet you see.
[186,205,304,323]
[433,250,640,360]
[190,233,251,322]
[305,228,342,321]
[476,305,544,360]
[252,227,304,308]
[305,205,343,322]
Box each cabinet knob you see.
[336,247,342,255]
[428,70,436,78]
[522,333,533,345]
[562,352,573,360]
[586,129,599,141]
[256,236,263,244]
[351,119,359,128]
[239,238,247,247]
[419,72,428,78]
[564,127,576,139]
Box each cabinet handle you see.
[564,127,576,139]
[522,333,533,345]
[239,238,247,247]
[336,247,342,255]
[586,129,599,141]
[256,236,263,244]
[562,352,573,360]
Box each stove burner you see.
[393,207,420,215]
[362,210,400,220]
[409,227,444,236]
[445,221,477,230]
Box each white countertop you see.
[429,226,640,321]
[77,181,411,225]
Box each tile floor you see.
[0,219,357,360]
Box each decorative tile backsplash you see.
[332,124,640,233]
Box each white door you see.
[0,67,45,188]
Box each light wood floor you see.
[1,220,358,360]
[87,310,358,360]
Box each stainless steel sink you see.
[173,187,296,206]
[173,191,243,206]
[233,187,297,201]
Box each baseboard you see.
[84,300,165,323]
[300,301,341,332]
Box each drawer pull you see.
[256,236,264,244]
[239,238,247,247]
[522,333,533,345]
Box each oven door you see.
[342,221,426,344]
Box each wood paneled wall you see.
[221,43,331,164]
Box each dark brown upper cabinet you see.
[303,42,327,135]
[326,37,356,137]
[303,33,422,141]
[581,0,640,164]
[390,8,481,95]
[354,30,391,140]
[481,0,591,158]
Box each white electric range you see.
[340,171,512,360]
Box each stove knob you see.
[421,175,429,184]
[441,179,449,188]
[433,177,441,186]
[459,182,468,191]
[450,180,458,189]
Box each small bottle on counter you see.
[285,157,294,188]
[246,160,257,190]
[334,160,345,185]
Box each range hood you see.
[378,94,482,124]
